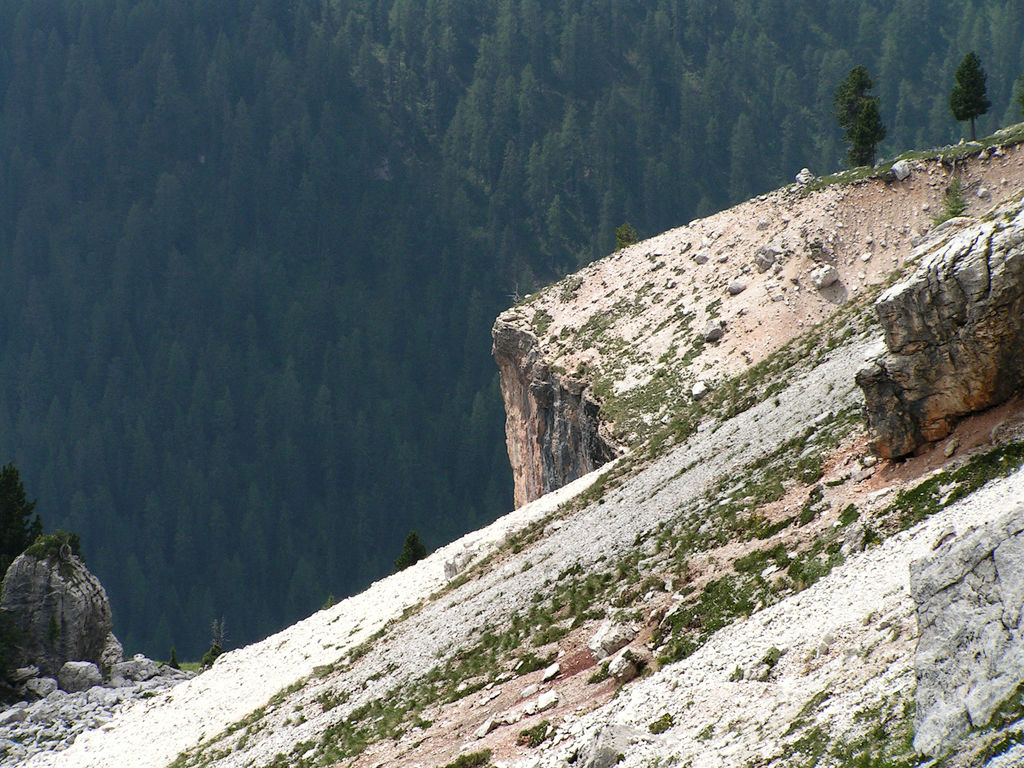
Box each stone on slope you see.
[588,621,636,660]
[727,278,748,296]
[857,204,1024,457]
[703,319,726,343]
[23,677,57,699]
[811,264,840,290]
[58,662,102,693]
[911,504,1024,757]
[0,544,113,677]
[892,159,912,181]
[795,167,814,185]
[577,724,646,768]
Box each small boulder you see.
[536,689,559,712]
[9,666,39,684]
[588,621,636,660]
[23,677,57,699]
[474,716,497,739]
[753,248,776,273]
[693,252,709,265]
[795,168,815,185]
[703,319,726,343]
[691,381,711,401]
[727,279,748,296]
[541,662,560,682]
[811,264,840,290]
[608,649,640,682]
[891,159,912,181]
[58,661,102,693]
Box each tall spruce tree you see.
[849,99,886,167]
[0,463,42,576]
[950,52,991,140]
[833,66,884,166]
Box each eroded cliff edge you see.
[494,137,1024,506]
[492,318,616,508]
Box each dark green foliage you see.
[394,531,427,572]
[849,99,887,167]
[834,67,885,167]
[517,720,552,747]
[439,751,492,768]
[834,67,875,135]
[0,613,17,677]
[938,177,968,222]
[950,52,991,140]
[615,222,638,251]
[0,1,1022,660]
[1017,76,1024,116]
[169,647,180,670]
[24,530,83,563]
[648,713,674,734]
[200,643,223,670]
[0,463,42,576]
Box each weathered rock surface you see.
[857,203,1024,457]
[0,659,193,764]
[911,504,1024,757]
[587,621,635,660]
[57,663,102,694]
[0,550,113,677]
[492,319,617,507]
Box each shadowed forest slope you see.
[1,0,1023,657]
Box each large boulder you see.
[57,661,102,693]
[0,538,114,677]
[857,204,1024,457]
[910,505,1024,757]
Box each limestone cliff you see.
[857,198,1024,457]
[492,318,616,507]
[495,137,1024,504]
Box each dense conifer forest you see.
[1,0,1022,658]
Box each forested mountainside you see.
[1,0,1023,659]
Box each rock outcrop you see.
[1,545,115,677]
[857,202,1024,457]
[492,318,616,507]
[910,505,1024,757]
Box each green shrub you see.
[200,643,223,669]
[24,530,83,563]
[439,749,492,768]
[648,713,674,734]
[517,720,552,747]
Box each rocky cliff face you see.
[492,318,616,507]
[1,546,114,677]
[857,199,1024,457]
[911,504,1024,757]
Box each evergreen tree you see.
[849,99,887,167]
[614,222,638,251]
[950,52,991,140]
[833,66,874,135]
[394,531,427,572]
[833,66,885,167]
[0,463,42,576]
[1016,75,1024,116]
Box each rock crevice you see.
[492,318,617,507]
